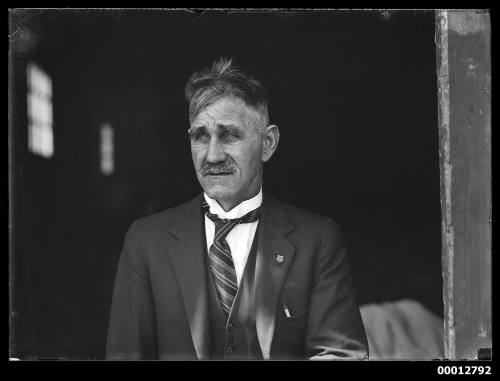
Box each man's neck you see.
[218,191,259,212]
[205,187,263,218]
[217,200,236,213]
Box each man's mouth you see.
[205,172,232,176]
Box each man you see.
[106,58,368,360]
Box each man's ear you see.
[261,124,280,162]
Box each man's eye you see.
[192,132,209,142]
[221,131,238,141]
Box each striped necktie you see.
[201,199,261,317]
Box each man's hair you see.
[184,57,270,130]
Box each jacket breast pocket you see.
[277,303,309,328]
[273,302,309,356]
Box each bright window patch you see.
[100,123,114,175]
[27,63,53,158]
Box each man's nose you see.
[205,138,226,163]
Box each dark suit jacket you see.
[106,193,368,360]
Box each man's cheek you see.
[192,153,203,167]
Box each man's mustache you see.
[200,160,237,176]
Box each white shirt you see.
[203,189,262,286]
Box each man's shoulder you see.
[265,193,341,234]
[131,194,201,235]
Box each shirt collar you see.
[203,188,263,219]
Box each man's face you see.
[189,97,264,209]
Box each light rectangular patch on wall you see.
[26,63,54,158]
[100,123,114,175]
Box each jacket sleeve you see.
[106,221,158,359]
[305,219,369,360]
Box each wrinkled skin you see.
[189,97,279,211]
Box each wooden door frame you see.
[435,9,491,360]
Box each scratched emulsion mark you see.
[448,10,489,36]
[378,9,392,20]
[436,10,456,360]
[455,10,491,79]
[478,324,487,339]
[8,12,38,54]
[464,57,478,78]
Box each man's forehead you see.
[191,97,258,126]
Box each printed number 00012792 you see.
[437,366,491,375]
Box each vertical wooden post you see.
[435,10,491,360]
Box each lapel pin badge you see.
[276,254,284,264]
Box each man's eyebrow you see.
[216,122,240,129]
[188,125,207,137]
[216,123,245,133]
[189,123,242,134]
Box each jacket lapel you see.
[255,194,297,359]
[168,194,210,360]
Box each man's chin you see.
[203,188,234,202]
[200,181,235,200]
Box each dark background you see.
[9,9,443,359]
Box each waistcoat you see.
[205,225,263,360]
